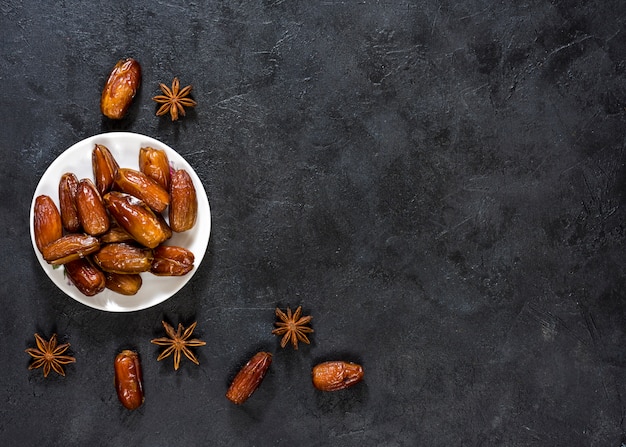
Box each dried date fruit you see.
[169,169,197,232]
[92,144,119,196]
[226,352,272,405]
[33,195,63,253]
[100,58,141,120]
[41,234,101,265]
[64,258,106,296]
[114,168,170,213]
[312,361,364,392]
[139,147,170,191]
[150,245,194,276]
[105,272,142,295]
[93,243,153,274]
[104,192,171,249]
[114,350,144,410]
[76,178,110,236]
[58,173,81,233]
[100,224,133,244]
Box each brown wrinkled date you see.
[33,195,63,253]
[169,169,197,232]
[312,361,364,392]
[105,272,142,296]
[114,350,144,410]
[76,178,110,236]
[114,168,170,213]
[92,144,119,195]
[100,224,133,244]
[151,245,194,276]
[58,173,80,233]
[139,147,170,191]
[42,234,101,265]
[64,258,106,297]
[93,243,153,274]
[226,352,272,405]
[101,58,141,120]
[103,191,172,249]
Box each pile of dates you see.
[33,144,198,296]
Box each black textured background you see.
[2,1,626,445]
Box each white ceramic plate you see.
[29,132,211,312]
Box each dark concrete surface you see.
[2,0,626,445]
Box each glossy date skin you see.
[41,234,100,265]
[312,361,364,391]
[226,352,272,405]
[92,144,119,196]
[100,58,141,120]
[103,191,171,249]
[151,245,194,276]
[104,272,142,296]
[33,195,63,253]
[93,242,153,274]
[139,147,170,191]
[76,178,110,236]
[114,350,144,410]
[64,258,106,296]
[169,169,197,232]
[114,168,170,213]
[58,173,81,233]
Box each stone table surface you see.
[1,1,626,445]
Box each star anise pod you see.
[25,333,76,377]
[150,321,206,370]
[152,77,197,121]
[272,305,314,350]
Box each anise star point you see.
[152,77,197,121]
[25,333,76,378]
[150,321,206,370]
[272,305,314,350]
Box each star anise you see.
[25,333,76,377]
[272,305,314,350]
[150,321,206,370]
[152,77,197,121]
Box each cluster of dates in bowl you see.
[29,132,211,312]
